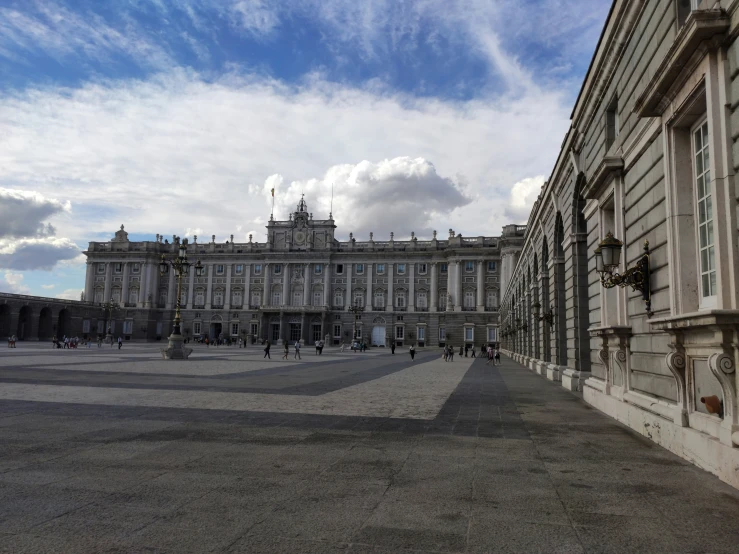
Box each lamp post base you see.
[161,333,193,360]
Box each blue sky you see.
[0,0,611,298]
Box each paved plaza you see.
[0,345,738,553]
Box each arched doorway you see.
[371,316,386,347]
[17,306,31,340]
[38,307,53,340]
[210,315,223,341]
[57,309,71,338]
[0,305,10,339]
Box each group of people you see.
[7,335,17,348]
[261,339,305,360]
[441,344,501,364]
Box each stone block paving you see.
[0,347,738,553]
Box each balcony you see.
[211,305,224,309]
[395,306,407,312]
[372,306,385,311]
[462,306,476,311]
[416,307,428,312]
[124,302,137,307]
[193,304,205,309]
[485,306,497,312]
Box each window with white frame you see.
[82,320,90,334]
[464,327,474,342]
[418,263,427,274]
[465,261,474,272]
[272,291,282,305]
[97,320,105,334]
[438,289,447,308]
[315,264,322,275]
[397,263,406,275]
[395,292,406,308]
[254,264,262,275]
[355,327,362,339]
[97,263,105,273]
[464,290,475,308]
[231,322,239,336]
[313,291,323,306]
[216,265,224,275]
[487,261,496,272]
[114,263,122,274]
[232,290,242,306]
[333,324,341,338]
[129,289,139,304]
[213,290,224,306]
[111,289,121,303]
[293,291,302,306]
[395,326,404,340]
[353,291,364,307]
[274,265,282,275]
[417,327,425,341]
[123,320,133,334]
[694,120,716,306]
[417,291,427,308]
[356,263,364,275]
[438,327,446,341]
[94,290,103,303]
[486,290,498,308]
[374,291,385,307]
[376,263,385,274]
[132,263,140,274]
[487,328,497,342]
[193,321,202,335]
[180,291,187,305]
[440,263,448,273]
[334,292,344,307]
[251,292,261,307]
[195,289,205,305]
[235,265,243,275]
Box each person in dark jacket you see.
[263,340,271,359]
[409,344,416,360]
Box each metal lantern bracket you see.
[595,234,653,317]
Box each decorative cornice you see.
[634,9,729,117]
[583,156,624,200]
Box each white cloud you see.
[55,288,83,301]
[41,284,55,289]
[506,176,546,224]
[0,271,30,294]
[0,71,570,245]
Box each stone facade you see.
[79,197,522,348]
[500,0,739,488]
[0,293,102,341]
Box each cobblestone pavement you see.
[1,345,739,553]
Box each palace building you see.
[80,197,523,347]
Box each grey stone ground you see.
[1,345,738,553]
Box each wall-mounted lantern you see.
[594,232,653,317]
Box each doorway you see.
[371,326,386,347]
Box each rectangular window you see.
[313,291,323,306]
[293,291,302,306]
[336,264,344,274]
[231,323,239,336]
[216,265,224,275]
[605,95,619,150]
[132,263,140,274]
[334,293,344,307]
[439,327,446,341]
[395,326,404,340]
[487,328,497,342]
[98,263,105,273]
[253,264,262,275]
[250,322,258,336]
[376,263,385,274]
[289,323,302,342]
[374,292,385,307]
[417,292,427,308]
[251,292,261,307]
[82,320,90,334]
[353,292,364,307]
[397,263,406,275]
[487,261,496,272]
[464,291,475,308]
[333,324,341,338]
[464,327,473,342]
[694,121,716,303]
[418,263,427,275]
[114,263,122,274]
[355,327,362,339]
[465,261,474,272]
[356,263,364,275]
[417,327,425,341]
[97,320,105,334]
[123,320,133,334]
[396,294,405,308]
[274,265,282,275]
[235,265,243,275]
[272,292,281,305]
[440,263,448,273]
[315,264,322,274]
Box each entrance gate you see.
[371,317,386,347]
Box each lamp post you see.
[159,244,204,359]
[100,297,119,345]
[348,300,364,344]
[594,232,652,316]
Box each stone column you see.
[205,264,213,309]
[103,263,112,303]
[244,264,251,309]
[149,260,159,308]
[120,262,130,307]
[408,263,415,312]
[279,311,285,344]
[303,263,311,306]
[323,263,330,307]
[476,261,484,311]
[366,263,373,309]
[430,262,438,312]
[187,266,195,309]
[167,266,176,309]
[345,263,352,307]
[387,264,394,311]
[263,263,271,306]
[455,261,463,312]
[282,263,290,306]
[224,265,232,310]
[141,262,150,307]
[84,262,95,302]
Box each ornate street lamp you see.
[594,232,652,316]
[100,297,119,345]
[159,244,204,359]
[348,300,365,343]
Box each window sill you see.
[649,310,739,331]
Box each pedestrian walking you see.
[471,345,476,358]
[315,340,320,355]
[294,341,301,360]
[117,336,123,349]
[409,343,416,361]
[486,345,493,364]
[318,340,324,355]
[390,341,395,355]
[282,342,289,360]
[340,341,346,352]
[448,346,454,362]
[465,344,469,357]
[494,348,501,365]
[263,340,271,359]
[459,345,464,357]
[443,345,448,361]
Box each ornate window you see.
[231,323,239,336]
[376,264,385,274]
[417,291,427,308]
[395,290,406,308]
[464,290,475,308]
[465,261,474,272]
[127,288,136,304]
[374,291,385,308]
[254,264,262,275]
[694,120,716,306]
[487,261,497,272]
[486,290,498,308]
[353,291,364,307]
[251,291,261,307]
[272,291,282,306]
[293,290,302,306]
[334,290,344,307]
[232,290,242,306]
[94,290,103,303]
[111,288,121,303]
[397,263,406,275]
[395,326,404,339]
[213,289,224,307]
[313,291,323,306]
